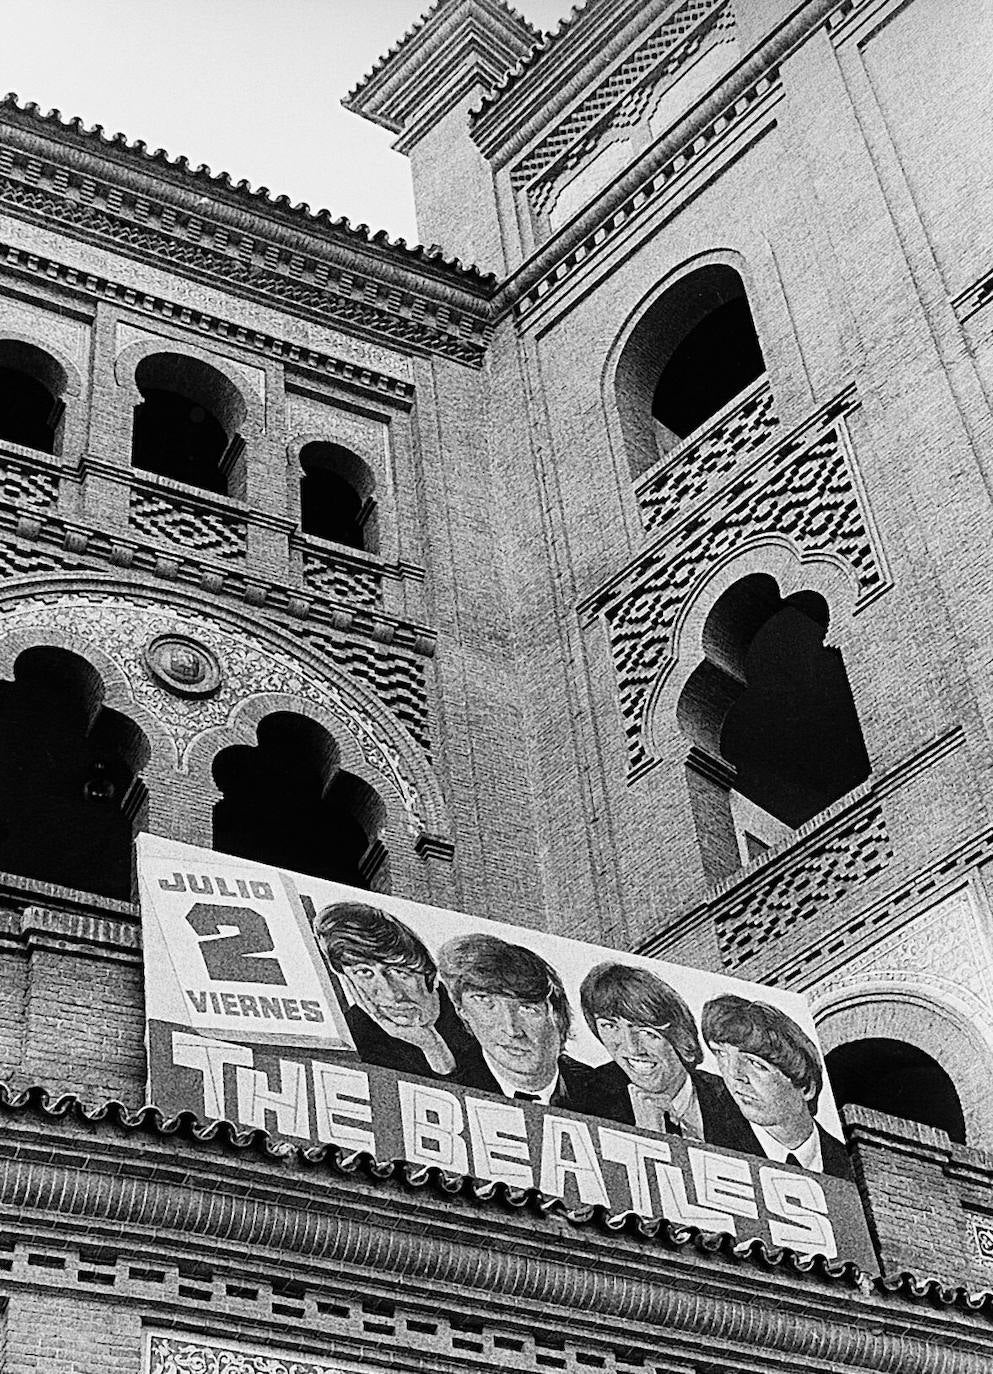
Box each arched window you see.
[827,1038,966,1143]
[0,647,149,900]
[132,352,247,496]
[678,574,870,879]
[299,442,378,552]
[212,712,388,889]
[615,264,766,476]
[0,340,68,455]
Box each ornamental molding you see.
[0,587,447,837]
[511,0,732,210]
[0,236,417,407]
[0,136,491,368]
[495,0,875,331]
[1,1111,992,1372]
[582,403,890,776]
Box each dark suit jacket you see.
[344,985,476,1081]
[816,1122,853,1179]
[583,1060,759,1152]
[452,1040,594,1108]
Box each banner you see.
[138,834,875,1266]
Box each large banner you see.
[138,835,874,1266]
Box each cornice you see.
[344,0,540,130]
[471,0,683,164]
[470,0,610,136]
[343,0,539,151]
[0,112,494,368]
[0,94,495,289]
[2,1088,993,1371]
[0,239,418,406]
[493,0,846,330]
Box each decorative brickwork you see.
[302,546,381,609]
[0,452,58,513]
[717,801,893,966]
[593,418,886,773]
[299,627,432,754]
[129,486,247,565]
[0,540,71,578]
[0,144,491,367]
[0,593,446,836]
[636,378,779,534]
[516,0,733,215]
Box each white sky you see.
[2,0,577,246]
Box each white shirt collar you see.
[751,1120,822,1172]
[482,1049,559,1103]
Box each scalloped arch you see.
[0,577,450,841]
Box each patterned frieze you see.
[0,592,444,836]
[0,138,491,367]
[515,0,733,217]
[301,544,382,610]
[635,377,779,535]
[129,485,247,566]
[3,1104,993,1374]
[0,238,417,408]
[583,410,888,775]
[0,444,60,514]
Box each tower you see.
[0,0,992,1369]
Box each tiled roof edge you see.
[344,0,542,108]
[0,92,498,290]
[469,0,601,124]
[8,1078,992,1315]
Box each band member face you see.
[594,1015,686,1094]
[342,959,436,1030]
[709,1042,814,1135]
[459,990,561,1090]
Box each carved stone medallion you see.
[144,634,222,698]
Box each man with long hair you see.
[702,993,851,1177]
[313,901,472,1079]
[580,962,755,1150]
[438,933,592,1106]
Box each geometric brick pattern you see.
[144,1315,675,1374]
[637,380,779,534]
[299,625,432,754]
[0,541,72,578]
[603,423,885,772]
[715,802,893,967]
[0,161,490,368]
[302,548,381,610]
[514,0,729,209]
[130,488,246,564]
[0,456,58,512]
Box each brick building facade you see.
[1,0,993,1368]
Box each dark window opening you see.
[614,263,767,477]
[826,1037,966,1143]
[0,647,149,900]
[652,296,764,440]
[299,442,377,553]
[132,353,246,496]
[678,574,870,880]
[720,599,870,829]
[0,341,68,455]
[212,712,387,889]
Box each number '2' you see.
[185,903,287,985]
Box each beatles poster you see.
[137,834,874,1266]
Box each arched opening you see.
[826,1037,966,1143]
[0,647,149,900]
[678,574,870,879]
[212,712,388,889]
[131,352,247,497]
[0,340,69,455]
[614,263,767,477]
[299,442,378,552]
